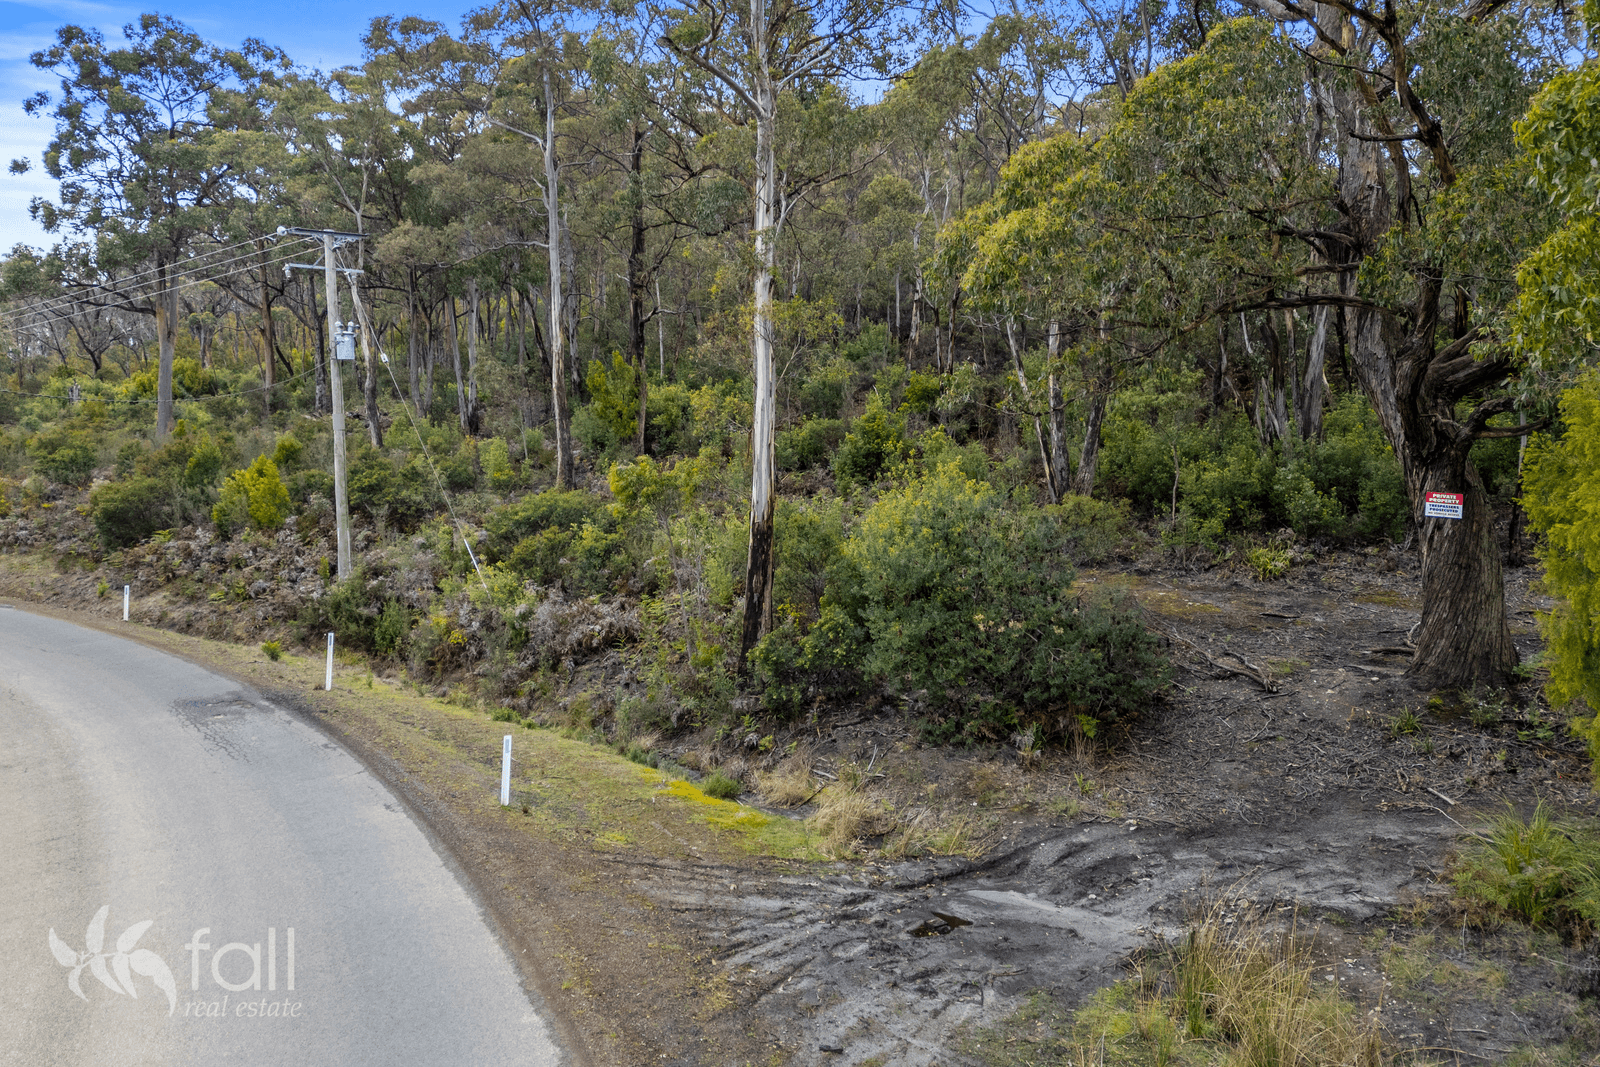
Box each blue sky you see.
[0,0,473,251]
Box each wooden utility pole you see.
[323,232,352,581]
[284,226,363,581]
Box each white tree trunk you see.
[545,64,573,488]
[739,49,779,666]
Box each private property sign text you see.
[1424,492,1464,519]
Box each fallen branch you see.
[1220,644,1280,693]
[1161,628,1279,692]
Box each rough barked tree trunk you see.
[258,243,276,419]
[466,280,481,435]
[406,275,421,415]
[448,298,468,432]
[1415,453,1515,683]
[1331,82,1518,687]
[1075,383,1109,498]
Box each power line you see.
[3,234,319,323]
[5,232,311,317]
[3,242,321,351]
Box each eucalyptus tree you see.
[579,14,724,454]
[958,5,1570,688]
[1256,0,1571,686]
[660,0,910,665]
[466,0,594,487]
[19,15,291,437]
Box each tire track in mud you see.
[623,805,1455,1066]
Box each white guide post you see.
[324,632,335,691]
[122,585,129,622]
[500,735,512,807]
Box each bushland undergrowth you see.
[0,302,1568,818]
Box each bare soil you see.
[4,528,1598,1066]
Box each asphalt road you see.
[0,606,565,1066]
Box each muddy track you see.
[618,552,1597,1065]
[613,803,1459,1066]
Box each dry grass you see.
[968,900,1386,1066]
[880,809,987,860]
[1136,900,1384,1067]
[755,752,819,807]
[806,784,894,858]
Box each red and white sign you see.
[1424,491,1464,519]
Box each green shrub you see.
[485,489,606,561]
[262,640,282,661]
[25,426,97,486]
[303,574,384,652]
[774,497,846,620]
[749,619,815,717]
[1248,545,1291,580]
[832,393,906,491]
[645,382,695,455]
[776,418,845,471]
[440,436,478,492]
[212,455,291,537]
[585,352,640,448]
[899,371,943,415]
[914,426,988,483]
[1048,494,1130,564]
[702,770,742,800]
[90,477,176,548]
[1179,431,1275,542]
[840,322,893,365]
[687,381,753,453]
[609,454,704,520]
[796,357,854,419]
[271,434,304,470]
[616,694,672,742]
[1305,394,1407,539]
[1454,803,1600,935]
[504,528,577,585]
[808,464,1168,743]
[126,357,219,399]
[1523,372,1600,771]
[480,437,516,491]
[287,468,334,507]
[347,453,435,529]
[183,435,225,490]
[374,599,410,658]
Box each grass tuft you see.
[1454,802,1600,936]
[964,901,1383,1067]
[702,770,741,800]
[755,754,818,807]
